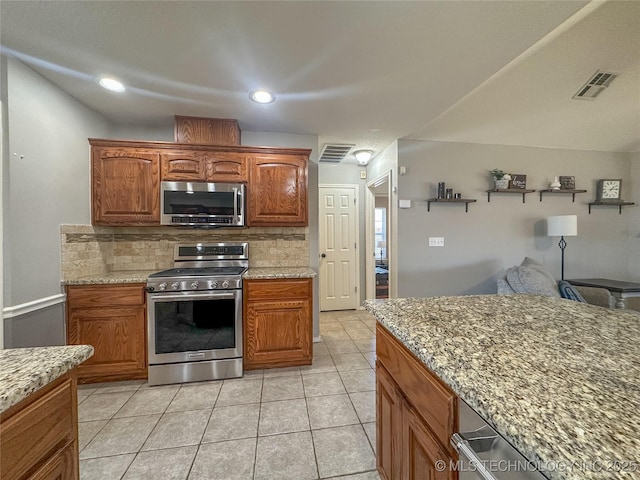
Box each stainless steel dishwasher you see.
[452,400,548,480]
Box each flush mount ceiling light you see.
[249,89,276,104]
[98,77,125,93]
[353,149,374,166]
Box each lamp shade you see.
[547,215,577,237]
[377,240,386,249]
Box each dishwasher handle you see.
[451,431,499,480]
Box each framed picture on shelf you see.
[509,174,527,189]
[559,176,575,190]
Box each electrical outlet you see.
[360,171,367,179]
[428,237,445,247]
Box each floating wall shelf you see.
[486,189,535,203]
[588,202,635,214]
[427,198,477,213]
[539,189,587,202]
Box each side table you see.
[568,278,640,309]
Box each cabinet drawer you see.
[66,284,145,307]
[245,279,311,301]
[376,324,457,452]
[0,377,75,480]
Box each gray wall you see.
[3,56,111,347]
[396,140,639,298]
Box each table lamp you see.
[547,215,577,280]
[377,241,386,265]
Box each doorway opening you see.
[366,170,392,300]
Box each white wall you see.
[3,56,111,346]
[396,139,638,298]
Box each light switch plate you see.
[428,237,445,247]
[399,199,411,209]
[360,171,367,179]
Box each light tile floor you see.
[77,309,379,480]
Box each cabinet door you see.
[248,154,308,226]
[67,285,147,383]
[1,378,76,480]
[92,147,160,225]
[28,440,78,480]
[244,299,311,369]
[160,151,207,181]
[244,279,312,369]
[207,152,248,182]
[376,363,403,480]
[402,404,455,480]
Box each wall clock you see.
[596,179,622,202]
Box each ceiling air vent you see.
[319,144,355,163]
[572,70,618,100]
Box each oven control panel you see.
[146,277,242,292]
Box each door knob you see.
[321,253,326,258]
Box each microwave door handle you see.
[451,432,499,480]
[235,187,241,222]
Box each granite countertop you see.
[62,270,157,285]
[0,345,94,413]
[364,295,640,480]
[243,267,317,279]
[63,267,317,285]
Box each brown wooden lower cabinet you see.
[66,284,147,383]
[376,324,457,480]
[0,373,79,480]
[243,278,312,369]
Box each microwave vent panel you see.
[319,144,355,163]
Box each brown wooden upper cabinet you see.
[160,150,248,183]
[90,138,310,227]
[174,116,241,145]
[248,153,308,226]
[91,142,160,225]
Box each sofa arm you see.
[574,286,613,308]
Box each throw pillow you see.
[558,281,587,303]
[520,257,557,287]
[506,266,561,297]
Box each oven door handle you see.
[148,292,237,301]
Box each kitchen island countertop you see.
[364,294,640,480]
[0,345,94,413]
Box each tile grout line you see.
[250,376,266,479]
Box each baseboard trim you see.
[313,335,322,343]
[3,294,66,319]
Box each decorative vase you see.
[495,179,509,189]
[550,177,561,190]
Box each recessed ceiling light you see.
[249,89,276,104]
[353,150,374,165]
[98,77,125,93]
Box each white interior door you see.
[319,185,358,311]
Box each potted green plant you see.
[490,169,512,189]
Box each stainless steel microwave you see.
[160,181,245,227]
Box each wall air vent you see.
[319,144,355,163]
[572,70,618,100]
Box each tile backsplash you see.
[61,225,310,280]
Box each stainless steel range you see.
[146,242,248,386]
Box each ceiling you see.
[1,1,639,160]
